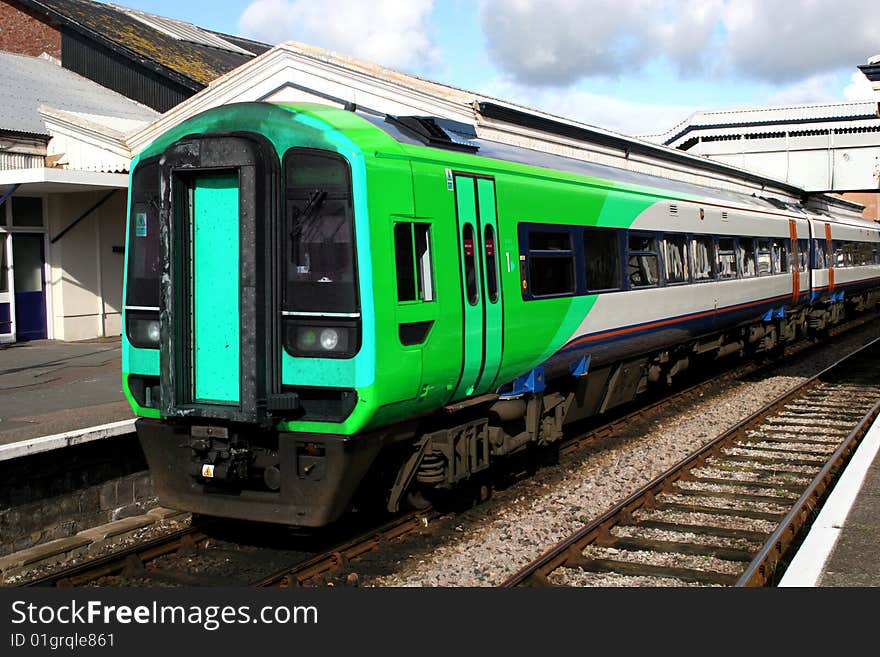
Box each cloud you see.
[766,74,840,106]
[480,0,723,86]
[481,79,697,136]
[720,0,879,83]
[237,0,439,71]
[843,71,877,101]
[480,0,879,87]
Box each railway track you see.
[20,316,879,588]
[501,337,880,588]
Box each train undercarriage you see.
[140,291,877,527]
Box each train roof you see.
[355,109,877,231]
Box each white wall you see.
[47,190,127,341]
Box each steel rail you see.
[22,526,206,588]
[735,396,880,586]
[500,335,880,588]
[253,510,437,587]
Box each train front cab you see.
[123,104,389,527]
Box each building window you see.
[584,228,622,291]
[664,234,689,284]
[526,229,575,298]
[627,233,659,288]
[394,222,434,302]
[692,236,714,281]
[717,238,738,279]
[0,234,7,293]
[11,197,43,227]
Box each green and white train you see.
[122,102,880,526]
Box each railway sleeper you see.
[656,501,785,521]
[666,487,796,505]
[597,535,755,562]
[623,519,769,542]
[737,435,841,447]
[686,475,807,493]
[565,555,738,586]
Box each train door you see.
[0,233,11,342]
[789,220,800,304]
[160,135,279,424]
[187,172,241,404]
[452,174,503,400]
[825,222,835,294]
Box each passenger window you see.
[756,239,772,276]
[692,236,714,281]
[463,224,479,305]
[664,234,689,284]
[584,228,621,291]
[771,239,788,274]
[526,229,575,297]
[833,241,845,267]
[627,234,659,288]
[740,238,757,278]
[717,238,738,279]
[484,225,499,303]
[798,239,809,272]
[394,222,434,302]
[814,239,827,269]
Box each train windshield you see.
[126,158,161,310]
[284,150,358,314]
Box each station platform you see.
[0,337,134,459]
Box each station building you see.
[0,0,874,344]
[0,0,266,343]
[644,58,880,223]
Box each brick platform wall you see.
[0,436,157,556]
[842,192,880,222]
[0,2,61,59]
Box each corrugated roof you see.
[108,4,255,56]
[16,0,265,87]
[644,101,880,145]
[0,51,158,136]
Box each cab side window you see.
[394,222,434,302]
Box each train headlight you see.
[297,328,318,350]
[288,322,356,358]
[146,320,160,344]
[127,311,161,349]
[320,328,339,351]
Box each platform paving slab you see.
[0,338,132,448]
[0,509,186,582]
[818,459,880,586]
[0,535,92,577]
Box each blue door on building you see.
[0,234,11,340]
[12,233,47,341]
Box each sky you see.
[111,0,879,137]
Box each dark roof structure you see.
[8,0,270,111]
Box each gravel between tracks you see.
[362,323,880,587]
